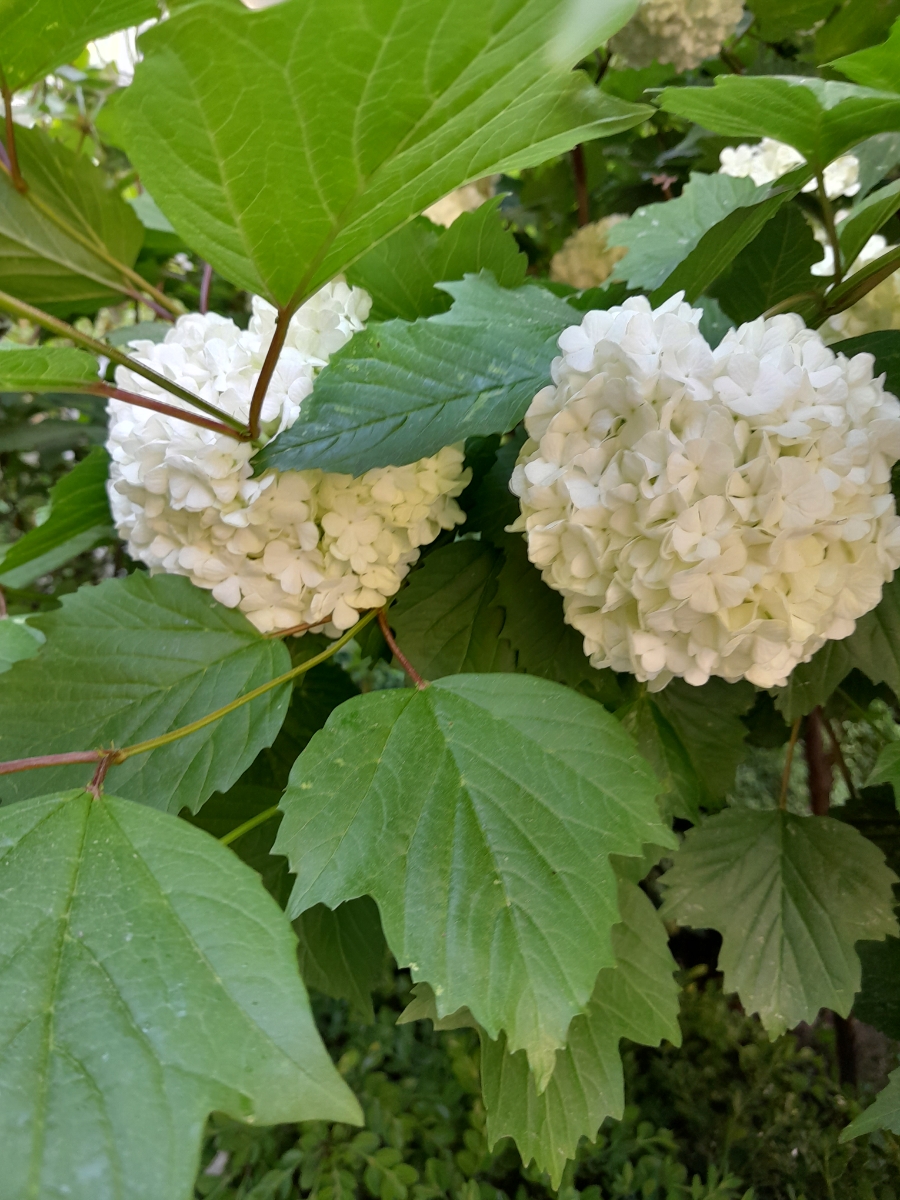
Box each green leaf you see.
[0,446,113,589]
[838,179,900,266]
[0,126,143,308]
[773,641,853,722]
[0,345,100,391]
[610,173,765,293]
[480,879,681,1188]
[0,789,360,1200]
[257,275,575,476]
[0,617,41,674]
[837,571,900,700]
[0,573,291,814]
[842,1066,900,1139]
[868,741,900,801]
[651,172,811,306]
[748,0,837,41]
[346,198,527,322]
[661,808,898,1037]
[295,897,388,1024]
[658,77,900,169]
[390,540,515,679]
[824,244,900,316]
[825,8,900,80]
[829,330,900,396]
[653,678,753,805]
[709,204,824,325]
[118,0,650,306]
[855,132,900,199]
[835,17,897,91]
[0,0,159,91]
[275,673,672,1084]
[855,935,900,1038]
[491,535,623,703]
[618,697,702,824]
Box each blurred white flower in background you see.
[423,178,498,227]
[719,138,861,200]
[609,0,744,72]
[106,282,470,635]
[510,295,900,689]
[813,234,900,343]
[550,216,629,290]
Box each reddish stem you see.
[0,585,6,619]
[378,608,428,690]
[86,383,252,441]
[0,69,26,194]
[0,749,118,776]
[87,751,116,798]
[199,262,213,315]
[804,706,833,816]
[571,144,590,227]
[264,620,319,639]
[123,287,175,324]
[248,305,293,440]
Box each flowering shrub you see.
[2,4,900,1199]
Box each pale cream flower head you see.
[106,281,470,636]
[610,0,744,72]
[550,216,629,291]
[510,294,900,689]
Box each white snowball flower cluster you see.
[106,282,470,635]
[719,138,860,200]
[814,234,900,343]
[609,0,743,72]
[550,217,629,290]
[510,294,900,689]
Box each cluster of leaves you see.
[5,1,900,1198]
[193,976,899,1200]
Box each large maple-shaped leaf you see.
[480,879,681,1187]
[0,574,291,814]
[117,0,650,305]
[0,790,359,1200]
[275,673,671,1086]
[661,808,898,1037]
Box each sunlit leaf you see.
[0,574,291,814]
[0,789,359,1200]
[119,0,649,305]
[276,673,672,1085]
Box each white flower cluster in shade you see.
[423,177,497,228]
[510,295,900,689]
[106,283,470,635]
[609,0,743,72]
[813,233,900,343]
[719,138,860,200]
[550,217,629,290]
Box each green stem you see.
[0,289,249,435]
[22,186,182,316]
[117,609,377,761]
[817,170,843,286]
[219,805,281,847]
